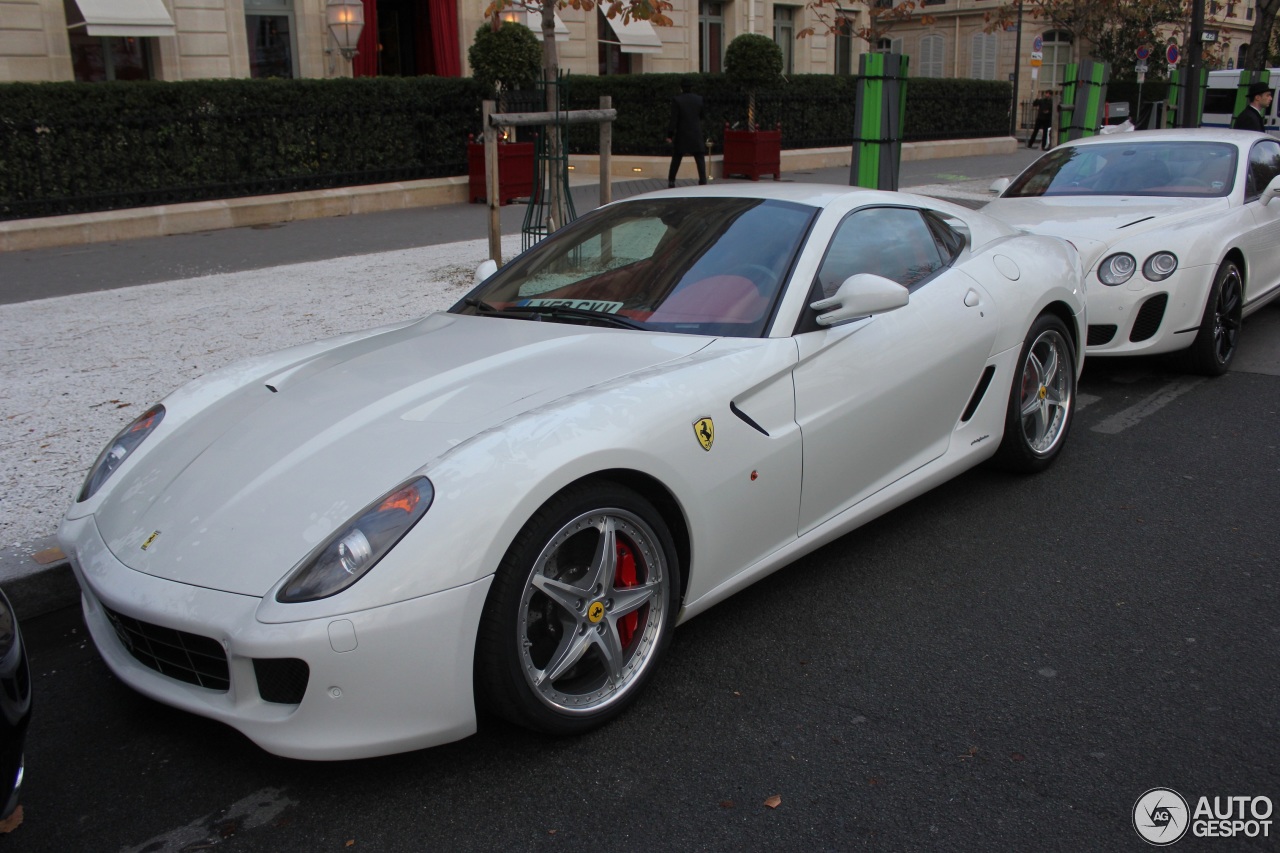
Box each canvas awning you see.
[66,0,176,37]
[601,15,663,54]
[508,8,569,42]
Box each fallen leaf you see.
[548,829,557,835]
[0,805,22,833]
[1011,752,1025,762]
[867,777,880,786]
[764,795,782,809]
[719,800,735,809]
[345,842,355,848]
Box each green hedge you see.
[1,73,1009,219]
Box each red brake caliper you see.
[615,541,639,648]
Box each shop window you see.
[69,32,152,81]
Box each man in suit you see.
[667,78,707,188]
[1233,81,1273,132]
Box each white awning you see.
[601,15,663,54]
[506,8,569,42]
[66,0,176,37]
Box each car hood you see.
[94,313,710,596]
[983,195,1230,267]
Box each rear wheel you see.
[475,482,679,735]
[992,314,1076,473]
[1174,259,1242,376]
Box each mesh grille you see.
[1088,324,1118,346]
[1130,294,1169,342]
[103,606,229,692]
[253,658,310,705]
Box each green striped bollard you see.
[1057,61,1109,145]
[850,52,909,191]
[1165,67,1208,128]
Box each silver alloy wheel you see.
[1018,328,1073,456]
[517,508,668,715]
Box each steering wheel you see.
[729,263,778,290]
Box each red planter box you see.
[467,141,535,205]
[722,127,782,181]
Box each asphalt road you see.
[0,151,1043,304]
[15,308,1280,852]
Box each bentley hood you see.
[92,313,709,595]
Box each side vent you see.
[729,402,770,436]
[960,366,997,423]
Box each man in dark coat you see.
[1233,81,1273,132]
[1028,90,1054,150]
[667,78,707,188]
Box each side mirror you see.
[811,274,909,327]
[989,177,1011,195]
[1261,175,1280,206]
[473,259,498,285]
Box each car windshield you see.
[1004,141,1238,198]
[452,196,817,338]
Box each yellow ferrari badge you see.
[694,417,714,452]
[588,601,606,623]
[1039,385,1048,400]
[141,530,161,551]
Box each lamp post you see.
[326,0,365,72]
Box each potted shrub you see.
[722,33,784,181]
[467,21,541,204]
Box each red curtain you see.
[429,0,461,77]
[352,0,378,77]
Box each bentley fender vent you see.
[1130,294,1169,343]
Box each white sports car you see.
[59,185,1085,760]
[984,128,1280,374]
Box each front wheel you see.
[992,314,1076,473]
[1174,259,1242,376]
[475,482,679,735]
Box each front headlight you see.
[1143,252,1179,281]
[78,404,165,502]
[276,477,434,603]
[1098,253,1137,286]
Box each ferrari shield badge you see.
[141,530,161,551]
[694,417,715,452]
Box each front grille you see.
[1130,294,1169,342]
[1088,324,1118,346]
[253,658,310,705]
[103,606,229,691]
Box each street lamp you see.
[326,0,365,64]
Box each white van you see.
[1202,69,1279,133]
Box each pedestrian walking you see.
[1028,90,1054,150]
[667,78,707,188]
[1233,82,1273,132]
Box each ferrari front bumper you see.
[59,514,492,760]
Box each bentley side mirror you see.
[989,177,1011,194]
[1261,175,1280,206]
[473,259,498,285]
[811,274,909,326]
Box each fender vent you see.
[1130,294,1169,342]
[961,366,997,423]
[253,658,311,705]
[1088,325,1118,346]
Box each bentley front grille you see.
[102,606,230,692]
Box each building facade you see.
[0,0,1262,114]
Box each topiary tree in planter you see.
[468,21,541,109]
[724,33,783,131]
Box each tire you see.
[992,313,1076,474]
[475,482,679,735]
[1173,259,1242,376]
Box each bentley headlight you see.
[277,477,434,603]
[78,404,165,502]
[1143,252,1179,281]
[1098,253,1137,286]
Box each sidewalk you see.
[0,141,1041,619]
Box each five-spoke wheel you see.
[993,313,1076,473]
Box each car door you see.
[792,206,998,534]
[1243,138,1280,304]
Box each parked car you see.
[0,588,30,822]
[985,128,1280,374]
[59,184,1085,760]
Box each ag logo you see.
[1134,788,1190,845]
[694,417,714,451]
[587,601,605,623]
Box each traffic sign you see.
[1166,43,1180,65]
[1135,60,1149,73]
[1136,45,1151,60]
[1033,35,1043,52]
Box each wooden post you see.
[599,96,612,207]
[483,99,502,266]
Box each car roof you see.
[626,182,929,210]
[1060,127,1269,150]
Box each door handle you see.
[964,289,981,308]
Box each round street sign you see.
[1166,43,1180,65]
[1033,35,1043,52]
[1137,45,1151,60]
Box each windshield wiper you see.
[500,304,645,330]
